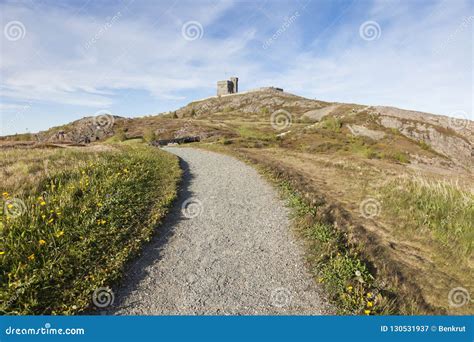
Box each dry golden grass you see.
[200,142,473,315]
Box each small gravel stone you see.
[110,148,333,315]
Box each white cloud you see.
[0,0,472,121]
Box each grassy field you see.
[382,176,473,259]
[280,180,397,315]
[3,90,472,315]
[0,144,181,315]
[199,142,473,315]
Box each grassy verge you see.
[381,176,473,259]
[0,145,181,315]
[271,179,398,315]
[197,144,400,314]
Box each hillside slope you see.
[3,89,472,314]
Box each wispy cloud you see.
[0,0,472,135]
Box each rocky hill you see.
[2,89,473,314]
[171,89,473,170]
[3,88,473,170]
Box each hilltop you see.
[6,89,472,170]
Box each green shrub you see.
[114,128,127,142]
[321,117,342,133]
[143,128,156,143]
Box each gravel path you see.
[110,148,332,315]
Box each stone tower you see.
[230,77,238,93]
[217,77,239,95]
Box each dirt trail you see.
[110,148,332,315]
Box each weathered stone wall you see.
[230,77,238,93]
[217,80,233,96]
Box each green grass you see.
[320,116,342,133]
[237,126,276,141]
[0,145,181,314]
[280,181,396,315]
[381,176,473,258]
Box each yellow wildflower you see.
[28,254,35,261]
[367,292,374,299]
[347,286,353,292]
[0,251,5,255]
[39,239,46,246]
[47,218,54,224]
[55,231,64,238]
[101,219,106,225]
[364,309,371,315]
[2,192,9,198]
[7,204,14,209]
[40,201,47,206]
[367,301,374,307]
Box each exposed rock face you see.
[375,106,473,142]
[9,88,471,171]
[39,116,124,144]
[347,125,386,140]
[178,89,326,118]
[379,115,472,168]
[302,104,341,122]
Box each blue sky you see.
[0,0,472,136]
